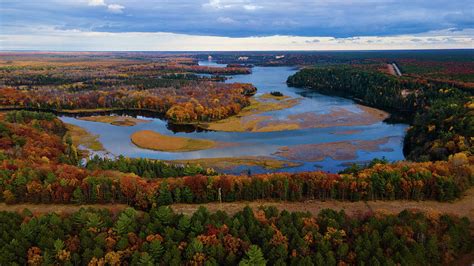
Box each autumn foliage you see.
[0,111,472,209]
[0,82,255,123]
[0,54,258,123]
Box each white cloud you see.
[87,0,124,13]
[243,4,261,11]
[88,0,106,6]
[107,4,124,13]
[203,0,262,11]
[203,0,230,9]
[217,17,237,24]
[1,27,473,51]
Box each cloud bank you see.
[0,0,473,50]
[1,27,472,51]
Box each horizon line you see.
[1,48,473,53]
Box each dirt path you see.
[387,62,402,76]
[0,188,473,220]
[171,188,474,220]
[387,63,397,76]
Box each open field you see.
[171,187,474,221]
[131,130,218,152]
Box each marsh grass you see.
[131,130,216,152]
[78,115,151,127]
[65,123,104,152]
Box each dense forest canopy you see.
[0,83,255,123]
[0,55,256,123]
[0,206,471,265]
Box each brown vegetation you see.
[65,123,105,153]
[199,94,301,132]
[131,130,217,152]
[78,115,151,127]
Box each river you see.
[61,61,408,173]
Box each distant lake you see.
[61,61,408,173]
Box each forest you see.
[0,51,473,265]
[0,55,256,123]
[287,66,473,161]
[0,206,471,265]
[0,83,255,123]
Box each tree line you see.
[85,155,216,179]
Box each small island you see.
[130,130,217,152]
[78,115,151,127]
[270,91,284,97]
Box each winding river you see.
[61,61,408,173]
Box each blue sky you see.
[1,0,473,50]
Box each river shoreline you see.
[17,62,408,174]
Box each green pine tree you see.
[157,182,173,205]
[239,245,267,266]
[139,252,155,266]
[149,240,164,262]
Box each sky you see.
[1,0,473,51]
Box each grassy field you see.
[131,130,217,152]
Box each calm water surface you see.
[61,61,408,173]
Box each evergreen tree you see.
[72,188,85,203]
[138,252,155,266]
[149,240,164,261]
[157,182,173,205]
[114,208,137,235]
[239,245,267,266]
